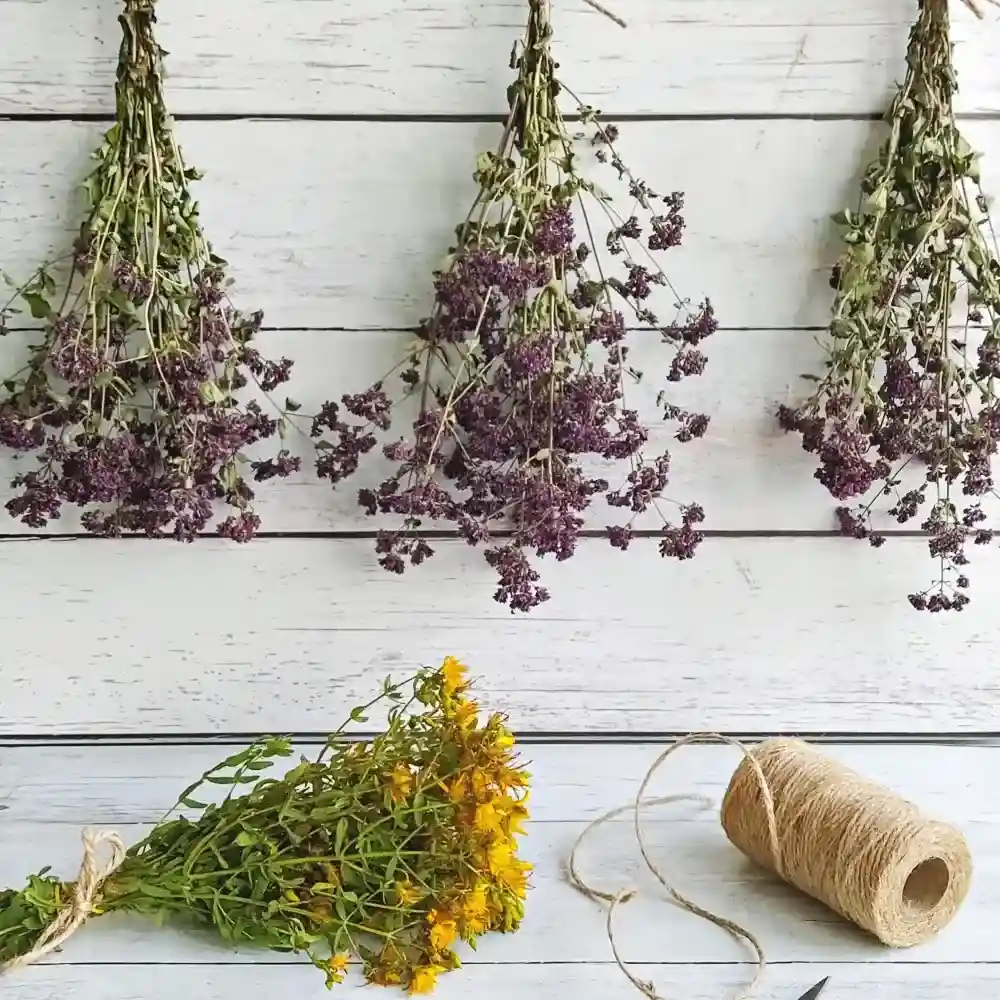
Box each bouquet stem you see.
[0,662,531,994]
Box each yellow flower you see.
[485,837,531,897]
[451,697,479,729]
[459,882,489,933]
[408,964,445,994]
[495,765,530,791]
[505,799,530,837]
[462,912,489,936]
[395,879,422,907]
[428,914,458,952]
[389,762,414,802]
[496,858,531,898]
[487,839,513,874]
[370,965,403,986]
[468,766,490,801]
[322,952,351,987]
[474,801,501,834]
[501,793,530,837]
[448,773,468,804]
[487,726,515,753]
[440,656,468,694]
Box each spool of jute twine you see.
[568,735,973,1000]
[0,829,125,973]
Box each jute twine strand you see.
[1,829,126,973]
[580,0,997,27]
[962,0,1000,17]
[567,734,782,1000]
[581,0,627,29]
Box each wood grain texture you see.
[0,537,996,736]
[6,117,1000,329]
[2,743,990,826]
[0,117,874,331]
[4,118,999,330]
[0,0,997,116]
[0,743,992,965]
[2,965,996,999]
[1,3,995,996]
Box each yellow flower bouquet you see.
[0,659,531,993]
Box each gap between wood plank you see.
[2,733,998,747]
[25,959,1000,967]
[0,529,954,542]
[5,112,1000,124]
[3,324,834,334]
[0,112,891,124]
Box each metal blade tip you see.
[798,978,830,1000]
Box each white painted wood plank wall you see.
[1,2,998,999]
[2,0,998,116]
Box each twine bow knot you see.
[1,829,126,973]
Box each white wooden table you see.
[2,2,999,998]
[0,741,994,998]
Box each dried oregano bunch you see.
[0,0,301,540]
[314,0,716,612]
[779,0,1000,612]
[0,659,530,994]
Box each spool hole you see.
[902,857,950,910]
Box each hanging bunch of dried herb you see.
[0,0,301,541]
[0,659,530,994]
[313,0,716,612]
[779,0,1000,612]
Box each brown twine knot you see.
[1,829,126,973]
[567,734,780,1000]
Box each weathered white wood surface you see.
[0,118,860,330]
[2,742,990,826]
[6,965,998,1000]
[0,744,991,966]
[0,538,996,735]
[0,0,997,117]
[5,116,1000,331]
[1,4,998,998]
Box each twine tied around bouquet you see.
[568,734,779,1000]
[1,829,126,973]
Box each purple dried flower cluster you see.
[0,3,299,541]
[312,0,716,612]
[779,0,1000,612]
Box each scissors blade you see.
[796,977,830,1000]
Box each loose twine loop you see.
[1,829,126,973]
[567,734,781,1000]
[566,733,972,1000]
